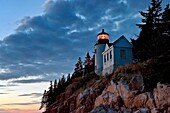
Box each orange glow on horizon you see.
[1,109,42,113]
[0,104,42,113]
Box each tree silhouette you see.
[84,52,95,73]
[162,4,170,38]
[39,90,47,110]
[84,52,91,73]
[53,79,58,100]
[74,57,83,72]
[131,0,169,61]
[40,74,74,110]
[131,0,170,89]
[66,73,71,85]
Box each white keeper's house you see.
[94,29,133,75]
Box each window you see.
[110,50,112,59]
[120,49,126,59]
[104,55,106,62]
[107,53,109,61]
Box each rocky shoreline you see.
[43,72,170,113]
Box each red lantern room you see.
[97,29,109,44]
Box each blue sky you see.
[0,0,169,113]
[0,0,45,39]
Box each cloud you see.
[11,79,48,84]
[75,13,86,20]
[8,72,63,84]
[0,85,6,87]
[0,93,8,94]
[0,108,9,113]
[0,68,11,74]
[2,101,40,106]
[18,93,42,98]
[118,0,128,5]
[0,0,151,81]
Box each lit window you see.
[120,49,126,59]
[110,50,112,59]
[104,55,106,62]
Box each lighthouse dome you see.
[97,29,109,44]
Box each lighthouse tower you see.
[95,29,109,75]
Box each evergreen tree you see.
[66,73,71,84]
[46,81,53,107]
[57,79,61,93]
[77,57,83,70]
[162,4,170,37]
[74,57,83,72]
[59,75,65,92]
[132,0,163,61]
[61,75,65,85]
[90,54,95,72]
[84,52,91,74]
[39,90,47,110]
[53,79,58,95]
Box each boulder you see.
[145,92,156,109]
[154,83,170,109]
[91,105,116,113]
[168,107,170,113]
[134,108,149,113]
[94,92,122,107]
[133,93,148,108]
[116,81,138,108]
[75,79,108,113]
[129,74,144,92]
[133,92,156,109]
[151,108,160,113]
[74,106,85,113]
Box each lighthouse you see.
[95,29,109,75]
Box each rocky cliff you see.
[43,64,170,113]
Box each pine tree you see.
[66,73,71,84]
[74,57,83,72]
[132,0,163,61]
[61,75,65,85]
[84,52,91,74]
[46,81,53,107]
[90,54,95,72]
[53,79,58,95]
[161,4,170,63]
[77,57,83,70]
[39,90,47,110]
[162,4,170,37]
[57,79,61,93]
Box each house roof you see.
[102,35,133,54]
[112,35,133,48]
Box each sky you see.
[0,0,169,113]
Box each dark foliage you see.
[131,0,170,62]
[72,52,95,79]
[40,52,96,110]
[39,73,72,110]
[131,0,170,89]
